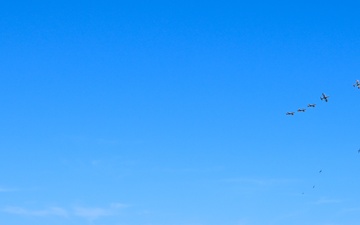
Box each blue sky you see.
[1,0,360,224]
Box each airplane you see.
[320,93,329,102]
[358,148,360,153]
[307,104,316,107]
[319,170,322,173]
[353,80,360,88]
[286,112,295,116]
[313,185,315,188]
[297,108,306,112]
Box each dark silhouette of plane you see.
[320,93,329,102]
[286,112,295,116]
[307,104,316,107]
[353,80,360,89]
[297,108,306,112]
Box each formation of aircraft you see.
[286,93,329,116]
[287,80,359,116]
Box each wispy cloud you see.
[162,166,224,173]
[0,188,16,192]
[73,207,113,220]
[73,203,128,220]
[221,177,300,186]
[95,138,120,145]
[2,203,128,221]
[340,207,360,213]
[311,197,343,205]
[110,203,128,209]
[91,160,102,166]
[2,206,68,217]
[70,135,142,146]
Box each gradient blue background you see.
[1,1,360,224]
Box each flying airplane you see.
[286,112,295,116]
[319,170,322,173]
[307,104,316,107]
[297,108,306,112]
[320,93,329,102]
[353,80,360,88]
[358,148,360,153]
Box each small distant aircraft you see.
[319,170,322,173]
[353,80,360,88]
[320,93,329,102]
[313,185,315,188]
[297,108,306,112]
[307,104,316,107]
[358,149,360,153]
[286,112,295,116]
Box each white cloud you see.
[221,177,300,185]
[2,206,68,217]
[0,204,264,225]
[95,138,120,145]
[73,203,128,220]
[110,203,128,208]
[2,203,128,220]
[340,207,360,213]
[73,207,113,220]
[312,197,343,205]
[0,186,19,192]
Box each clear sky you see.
[1,1,360,225]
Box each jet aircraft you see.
[297,108,306,112]
[320,93,329,102]
[307,104,316,107]
[353,80,360,88]
[286,112,295,116]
